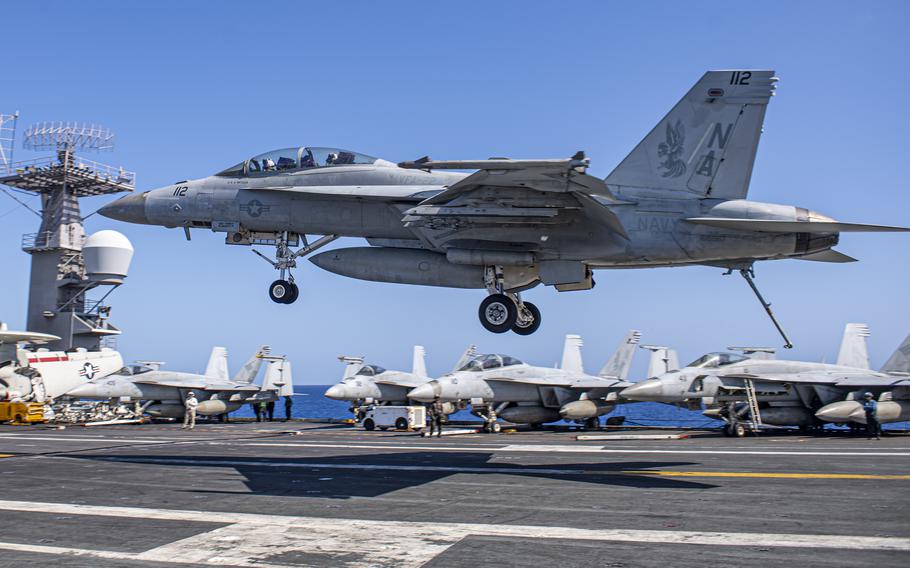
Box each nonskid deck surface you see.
[0,422,907,568]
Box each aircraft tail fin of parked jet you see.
[605,70,776,201]
[837,323,871,369]
[642,345,680,377]
[233,345,270,384]
[560,335,585,374]
[412,345,428,379]
[599,330,642,380]
[881,334,910,375]
[204,347,229,380]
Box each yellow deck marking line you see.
[622,470,910,480]
[0,454,13,458]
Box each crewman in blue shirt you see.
[862,392,881,440]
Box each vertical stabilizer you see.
[837,323,871,369]
[560,335,585,374]
[412,345,428,379]
[204,347,229,380]
[598,330,642,380]
[881,334,910,375]
[606,70,777,200]
[232,345,270,384]
[263,359,294,397]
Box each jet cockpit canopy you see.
[355,364,387,377]
[457,354,523,372]
[685,352,749,369]
[215,147,384,177]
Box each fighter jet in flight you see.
[324,345,466,419]
[99,70,908,340]
[0,322,123,403]
[67,345,277,418]
[620,325,910,436]
[408,331,641,431]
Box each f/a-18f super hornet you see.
[0,323,123,403]
[620,325,910,436]
[99,70,908,340]
[67,345,276,418]
[408,331,641,431]
[325,346,465,419]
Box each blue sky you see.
[1,1,908,384]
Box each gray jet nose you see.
[99,192,149,224]
[620,378,665,401]
[408,382,438,402]
[65,382,103,398]
[324,384,347,400]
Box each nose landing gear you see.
[478,266,542,335]
[251,232,339,304]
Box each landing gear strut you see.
[478,266,542,335]
[252,232,338,304]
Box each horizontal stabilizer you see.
[686,218,910,233]
[795,249,858,263]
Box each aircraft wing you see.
[398,153,630,241]
[720,372,910,388]
[133,378,260,391]
[485,374,625,390]
[373,375,427,388]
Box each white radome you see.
[83,230,134,283]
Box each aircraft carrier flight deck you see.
[0,421,906,568]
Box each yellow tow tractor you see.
[0,402,47,425]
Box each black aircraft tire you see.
[511,302,542,335]
[733,422,746,437]
[284,283,299,304]
[269,280,293,304]
[478,294,517,333]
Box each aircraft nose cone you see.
[408,382,438,402]
[99,192,149,224]
[66,382,102,398]
[324,384,347,400]
[620,379,665,401]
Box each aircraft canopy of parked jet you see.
[685,352,750,369]
[457,354,524,372]
[119,364,155,376]
[216,147,386,177]
[355,364,388,376]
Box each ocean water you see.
[231,385,908,431]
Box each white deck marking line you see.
[0,499,906,568]
[0,435,172,444]
[221,441,910,457]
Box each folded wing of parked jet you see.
[263,359,293,397]
[837,324,870,369]
[233,345,270,383]
[880,334,910,375]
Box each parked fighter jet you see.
[324,346,464,419]
[0,323,123,403]
[67,345,276,418]
[408,331,641,431]
[620,325,910,436]
[99,70,908,340]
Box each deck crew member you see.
[427,395,444,438]
[863,392,881,440]
[284,395,293,421]
[183,391,198,430]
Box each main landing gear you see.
[478,267,542,335]
[252,232,338,304]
